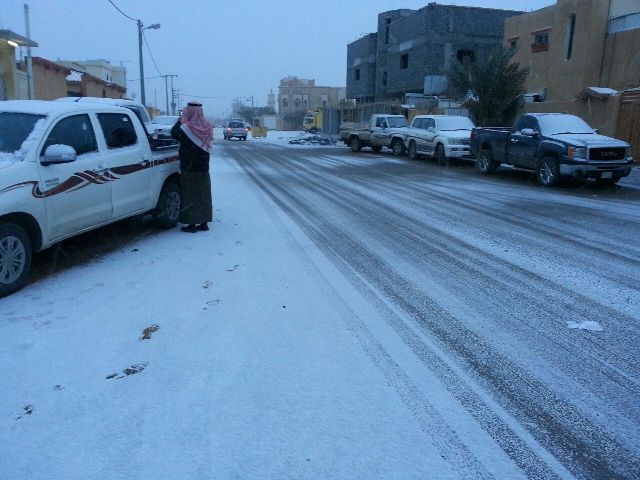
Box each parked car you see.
[0,100,181,295]
[150,115,179,139]
[404,115,475,164]
[224,121,249,141]
[340,114,408,155]
[471,113,634,186]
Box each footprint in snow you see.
[16,405,34,420]
[105,362,149,380]
[139,324,160,341]
[567,320,603,332]
[226,265,240,272]
[202,281,213,289]
[203,300,220,310]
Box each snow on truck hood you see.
[549,133,630,148]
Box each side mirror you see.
[520,128,536,137]
[41,144,77,166]
[594,129,599,134]
[427,127,435,133]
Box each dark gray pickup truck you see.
[470,113,634,186]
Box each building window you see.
[282,98,288,108]
[531,30,550,53]
[294,98,301,109]
[382,71,387,86]
[400,54,409,69]
[565,14,576,60]
[355,69,361,81]
[457,50,475,63]
[385,18,391,44]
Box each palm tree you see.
[446,48,529,126]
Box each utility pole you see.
[158,74,178,115]
[137,20,160,106]
[24,4,34,99]
[170,76,177,115]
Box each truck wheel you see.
[392,139,405,156]
[436,144,449,167]
[0,223,32,296]
[153,181,181,228]
[408,141,418,160]
[350,136,362,152]
[537,157,560,187]
[477,149,498,174]
[371,145,382,153]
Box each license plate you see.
[601,171,613,179]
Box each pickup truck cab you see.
[0,100,181,295]
[340,114,408,155]
[404,115,475,164]
[471,113,634,186]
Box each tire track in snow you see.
[225,143,634,478]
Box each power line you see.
[142,31,162,76]
[105,0,137,22]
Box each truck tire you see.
[392,139,405,156]
[408,140,418,160]
[0,223,32,296]
[537,157,560,187]
[477,149,498,174]
[350,136,362,153]
[371,145,382,153]
[153,181,181,228]
[436,144,449,167]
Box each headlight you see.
[568,146,587,159]
[626,147,632,158]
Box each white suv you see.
[404,115,475,164]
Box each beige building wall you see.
[277,76,345,129]
[601,27,640,90]
[505,0,611,101]
[0,43,19,100]
[26,57,69,100]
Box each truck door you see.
[372,116,388,146]
[424,118,437,155]
[508,116,539,168]
[96,112,152,219]
[39,114,112,240]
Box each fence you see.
[616,90,640,161]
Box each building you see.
[57,59,126,89]
[0,29,38,100]
[346,4,522,102]
[277,76,345,130]
[505,0,640,101]
[65,68,126,99]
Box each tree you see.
[446,48,529,126]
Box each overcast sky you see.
[3,1,554,117]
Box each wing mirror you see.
[41,144,77,166]
[520,128,535,137]
[427,127,435,133]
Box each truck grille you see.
[589,148,626,161]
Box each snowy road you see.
[1,139,639,479]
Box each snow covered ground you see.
[247,129,344,149]
[1,140,639,479]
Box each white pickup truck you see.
[403,115,475,164]
[340,114,408,155]
[0,100,181,295]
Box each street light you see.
[137,21,160,106]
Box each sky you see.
[3,0,555,117]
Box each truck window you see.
[41,114,98,157]
[97,113,138,149]
[425,118,436,130]
[376,117,388,128]
[515,116,538,133]
[412,118,423,129]
[0,112,45,153]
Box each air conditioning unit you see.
[539,87,548,101]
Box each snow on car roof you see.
[55,96,144,107]
[0,100,131,116]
